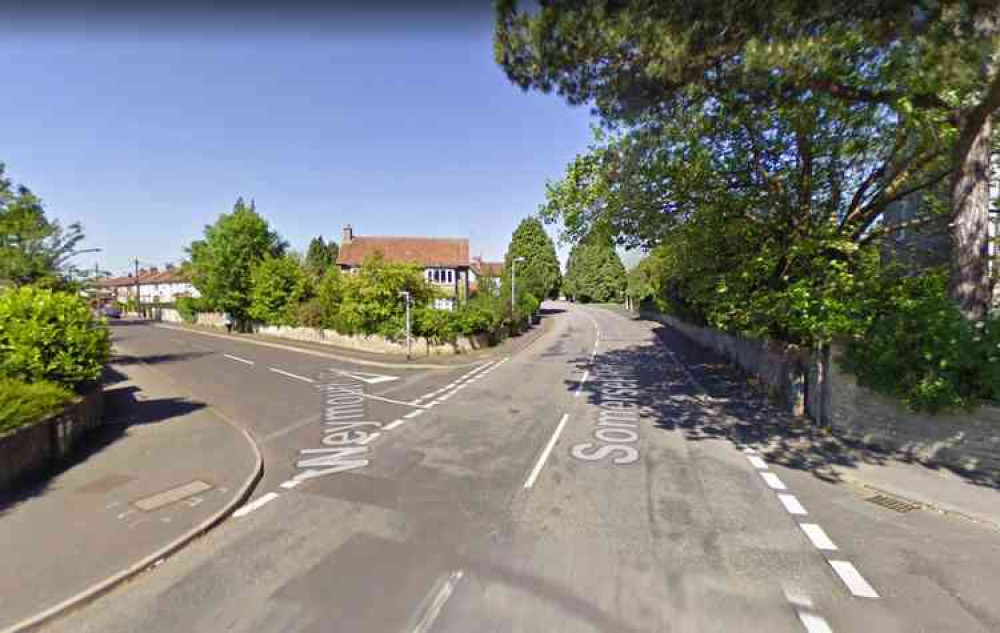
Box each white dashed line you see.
[232,492,279,518]
[575,370,589,397]
[268,367,315,383]
[800,523,838,551]
[524,413,570,489]
[223,354,254,365]
[778,494,808,515]
[385,419,405,431]
[747,455,768,469]
[411,570,464,633]
[404,410,424,419]
[279,480,301,490]
[797,612,834,633]
[784,586,834,633]
[760,472,787,490]
[829,560,879,598]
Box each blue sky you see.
[1,8,595,275]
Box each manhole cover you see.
[867,493,921,513]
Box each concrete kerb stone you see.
[2,407,264,633]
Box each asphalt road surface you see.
[45,303,1000,632]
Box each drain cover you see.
[867,493,921,513]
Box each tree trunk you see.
[949,112,992,320]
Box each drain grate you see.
[866,493,922,513]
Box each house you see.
[95,265,199,305]
[336,225,471,310]
[470,256,504,295]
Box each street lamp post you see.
[399,290,412,360]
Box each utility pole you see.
[133,257,141,319]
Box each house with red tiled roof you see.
[94,265,199,305]
[470,256,504,295]
[336,225,471,310]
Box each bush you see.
[414,307,458,344]
[297,297,325,328]
[0,378,74,434]
[841,271,1000,412]
[176,296,205,323]
[247,255,313,327]
[0,287,110,389]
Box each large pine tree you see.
[564,234,626,303]
[502,217,562,304]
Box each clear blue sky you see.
[1,7,595,276]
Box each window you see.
[426,268,454,285]
[434,297,455,311]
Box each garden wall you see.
[253,324,490,356]
[0,385,104,493]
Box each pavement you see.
[6,302,999,632]
[0,353,261,632]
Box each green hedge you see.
[0,378,74,434]
[0,287,110,389]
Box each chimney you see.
[342,224,353,244]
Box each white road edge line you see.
[778,493,809,515]
[797,611,834,633]
[575,370,590,397]
[232,492,280,518]
[385,419,405,431]
[829,560,879,598]
[404,410,424,419]
[743,447,758,454]
[223,354,254,365]
[279,480,301,490]
[747,455,768,469]
[800,523,838,551]
[524,413,570,489]
[411,570,464,633]
[268,367,315,383]
[760,472,787,490]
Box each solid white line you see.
[743,447,758,454]
[800,523,838,551]
[232,492,279,518]
[778,494,808,515]
[385,419,405,431]
[268,367,315,383]
[829,560,879,598]
[345,391,428,408]
[747,455,768,469]
[223,354,254,365]
[411,570,464,633]
[761,472,787,490]
[404,410,424,419]
[279,480,301,490]
[359,432,381,445]
[524,413,570,489]
[575,370,589,397]
[797,611,834,633]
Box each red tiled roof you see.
[471,260,503,276]
[95,269,191,287]
[337,236,470,268]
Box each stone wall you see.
[825,343,1000,477]
[253,324,490,357]
[0,385,104,493]
[640,309,808,415]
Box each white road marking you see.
[279,480,302,490]
[743,447,758,454]
[343,391,428,408]
[778,494,808,515]
[829,560,879,598]
[747,455,768,469]
[783,585,813,608]
[797,612,834,633]
[761,472,787,490]
[232,492,280,518]
[385,419,405,431]
[224,354,254,365]
[334,370,399,384]
[524,413,570,489]
[411,570,464,633]
[404,410,424,419]
[359,432,381,445]
[575,370,589,397]
[268,367,315,383]
[800,523,838,551]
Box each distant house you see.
[95,265,199,305]
[470,256,504,295]
[336,225,471,310]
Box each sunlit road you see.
[45,304,1000,632]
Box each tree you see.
[564,233,626,303]
[496,0,1000,317]
[501,217,562,307]
[334,253,435,338]
[248,255,313,326]
[304,236,339,279]
[187,197,286,320]
[0,163,86,288]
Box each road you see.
[45,303,1000,632]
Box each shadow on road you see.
[111,351,212,366]
[566,313,1000,491]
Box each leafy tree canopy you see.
[304,235,339,279]
[564,233,626,303]
[502,216,562,303]
[0,163,86,288]
[187,197,286,318]
[248,255,313,327]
